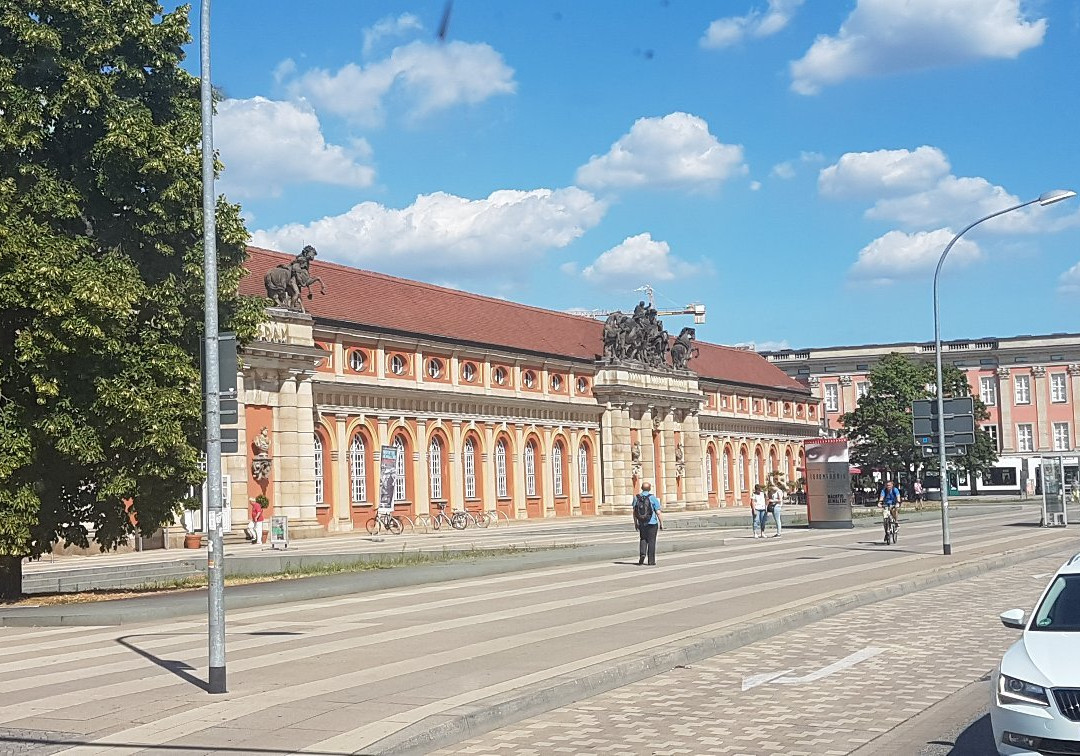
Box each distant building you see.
[759,334,1080,495]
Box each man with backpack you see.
[632,481,663,566]
[879,479,902,544]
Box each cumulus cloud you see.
[850,228,980,282]
[281,40,516,125]
[363,13,422,57]
[770,151,824,180]
[771,162,796,180]
[819,146,950,198]
[251,188,607,278]
[790,0,1047,95]
[215,97,375,198]
[575,113,747,192]
[701,0,804,48]
[580,233,702,286]
[1058,263,1080,295]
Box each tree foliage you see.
[0,1,263,591]
[840,353,997,483]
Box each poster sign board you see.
[378,445,398,514]
[804,438,853,529]
[269,515,288,550]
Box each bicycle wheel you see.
[432,513,443,531]
[388,516,403,535]
[451,511,468,530]
[477,511,493,528]
[365,517,379,535]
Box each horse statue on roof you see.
[669,327,699,370]
[264,245,326,312]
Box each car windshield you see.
[1031,575,1080,632]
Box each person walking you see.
[632,481,663,565]
[913,480,924,504]
[769,485,784,537]
[246,495,266,545]
[751,485,768,539]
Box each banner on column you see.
[804,438,853,529]
[378,445,398,514]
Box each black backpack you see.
[633,493,653,525]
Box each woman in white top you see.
[751,485,768,539]
[769,486,783,537]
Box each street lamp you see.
[933,189,1077,556]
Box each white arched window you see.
[350,434,367,503]
[393,436,406,501]
[723,451,732,491]
[525,443,537,496]
[754,452,762,485]
[314,435,325,504]
[464,439,477,499]
[552,444,564,496]
[429,437,443,500]
[578,444,589,496]
[496,440,508,498]
[705,449,714,494]
[738,451,747,492]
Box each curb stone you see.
[363,535,1076,756]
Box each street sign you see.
[922,444,967,457]
[912,415,975,437]
[912,397,975,418]
[221,428,238,454]
[915,431,975,446]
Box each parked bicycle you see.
[365,509,403,535]
[430,502,456,531]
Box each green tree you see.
[0,1,263,599]
[840,353,997,488]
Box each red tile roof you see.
[242,247,808,395]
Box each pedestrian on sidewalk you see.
[913,480,924,504]
[632,481,663,566]
[751,485,768,539]
[247,495,266,545]
[769,486,783,537]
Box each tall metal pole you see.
[932,198,1040,557]
[200,0,226,694]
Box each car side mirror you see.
[1000,609,1027,630]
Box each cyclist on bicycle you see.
[879,480,901,543]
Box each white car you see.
[991,552,1080,755]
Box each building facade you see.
[190,248,822,541]
[760,334,1080,494]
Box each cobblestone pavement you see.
[438,551,1072,756]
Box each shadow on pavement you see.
[927,712,994,755]
[115,635,209,692]
[0,733,350,755]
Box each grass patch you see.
[6,544,573,606]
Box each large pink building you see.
[760,334,1080,494]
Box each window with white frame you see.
[427,358,443,379]
[390,354,406,376]
[314,434,324,504]
[429,437,444,500]
[824,383,839,412]
[982,425,999,451]
[525,443,537,496]
[496,440,508,498]
[705,451,714,493]
[980,376,996,406]
[393,436,406,501]
[1052,373,1067,403]
[348,349,366,372]
[552,444,564,496]
[1014,375,1031,405]
[753,455,761,485]
[578,444,589,496]
[738,451,747,491]
[1017,424,1034,452]
[856,382,869,400]
[463,439,476,499]
[462,362,476,382]
[1054,422,1071,451]
[723,451,731,491]
[350,434,367,502]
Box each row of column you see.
[995,365,1080,453]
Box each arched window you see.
[496,440,508,498]
[429,437,444,500]
[525,443,537,496]
[723,450,731,491]
[350,433,367,503]
[552,443,564,496]
[754,451,763,485]
[705,448,714,493]
[393,436,406,501]
[314,434,325,504]
[578,444,590,496]
[738,450,747,492]
[464,439,477,499]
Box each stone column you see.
[513,425,527,518]
[482,424,497,513]
[1033,366,1050,451]
[271,370,321,538]
[415,419,429,512]
[569,429,582,516]
[541,426,555,516]
[333,414,350,529]
[682,410,707,510]
[600,402,633,514]
[839,375,854,415]
[997,368,1014,452]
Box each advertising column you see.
[804,438,853,529]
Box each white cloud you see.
[580,233,702,286]
[701,0,805,48]
[251,187,607,278]
[755,340,790,352]
[575,112,747,192]
[771,162,796,180]
[215,97,375,198]
[363,13,422,57]
[818,146,951,198]
[790,0,1047,95]
[850,228,980,282]
[770,150,824,180]
[749,180,762,191]
[1058,263,1080,294]
[283,40,516,125]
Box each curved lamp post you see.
[934,189,1077,555]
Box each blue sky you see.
[182,0,1080,351]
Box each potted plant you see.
[182,497,202,549]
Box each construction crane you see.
[566,284,706,324]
